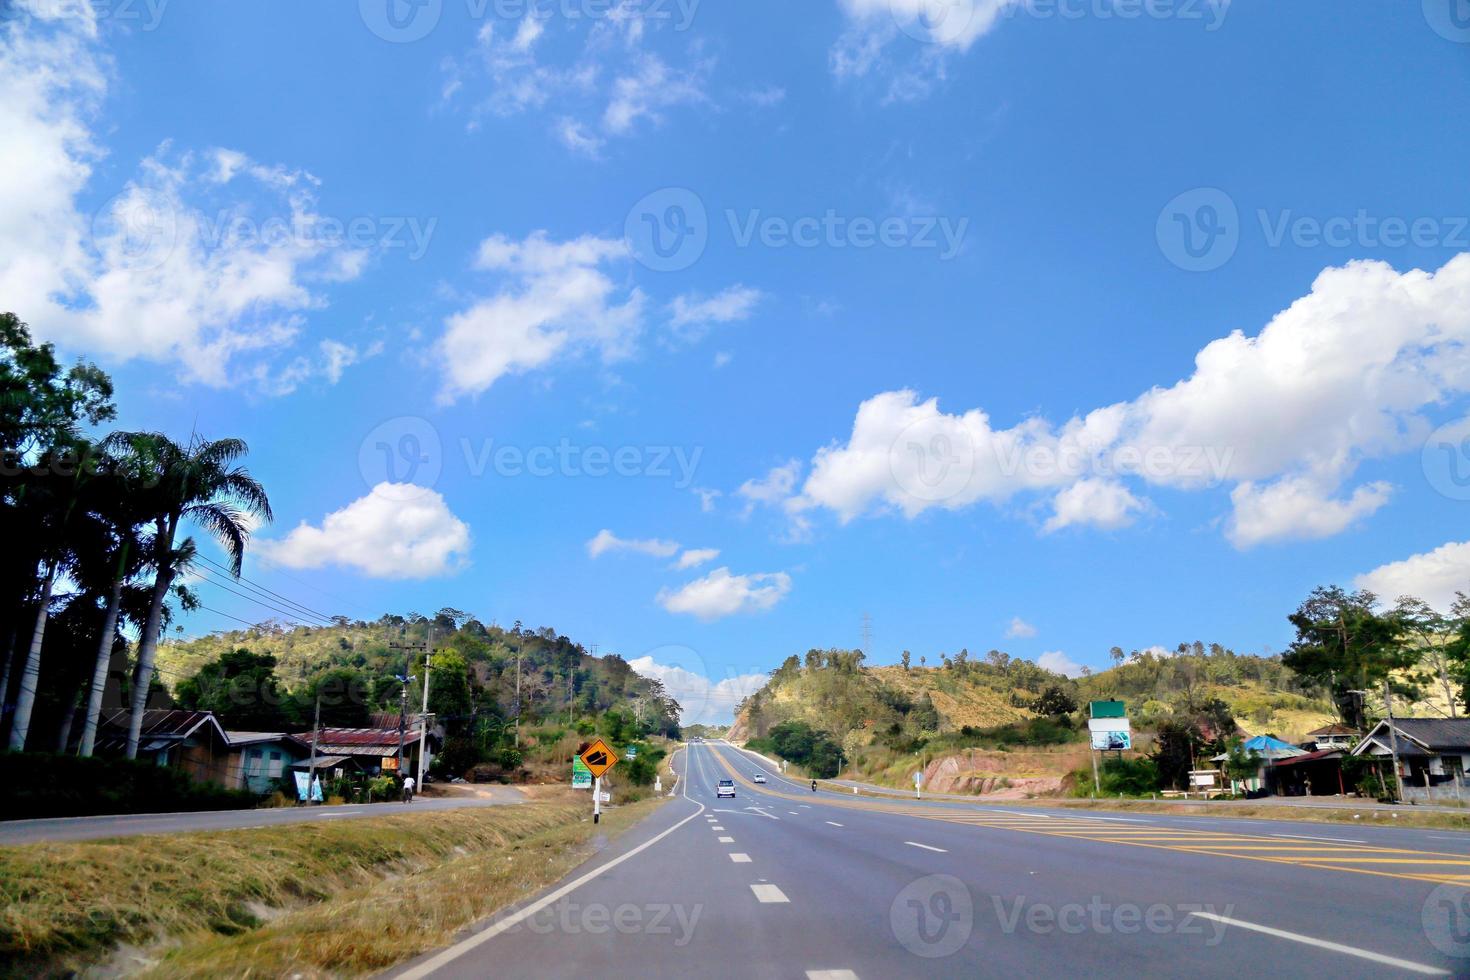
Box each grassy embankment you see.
[1,797,663,978]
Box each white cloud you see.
[445,11,711,153]
[1355,540,1470,613]
[1043,478,1150,534]
[692,487,722,512]
[1038,650,1084,678]
[628,655,767,725]
[737,460,803,514]
[675,548,721,570]
[1227,477,1392,549]
[586,529,680,559]
[1005,617,1037,639]
[0,9,371,391]
[657,567,792,620]
[256,484,472,579]
[667,285,763,340]
[831,0,1015,103]
[775,254,1470,547]
[437,232,644,400]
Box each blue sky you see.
[5,0,1470,722]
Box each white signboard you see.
[1088,717,1131,751]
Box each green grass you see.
[1,799,663,978]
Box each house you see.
[223,732,311,794]
[1350,718,1470,800]
[89,709,233,786]
[1271,748,1347,796]
[296,725,439,777]
[1211,735,1308,796]
[1306,723,1359,751]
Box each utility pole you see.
[307,688,321,804]
[861,612,872,658]
[389,634,427,776]
[416,644,435,791]
[514,648,522,748]
[1384,680,1406,803]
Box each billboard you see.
[1087,717,1131,752]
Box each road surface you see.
[0,788,525,845]
[390,740,1470,978]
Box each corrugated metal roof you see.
[298,727,420,747]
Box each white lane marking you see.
[751,884,790,903]
[712,826,724,831]
[396,800,707,979]
[807,972,859,979]
[730,853,752,863]
[719,836,734,843]
[1087,816,1149,823]
[1270,833,1368,844]
[799,804,811,808]
[826,821,844,827]
[788,811,800,815]
[1188,913,1448,976]
[905,841,948,853]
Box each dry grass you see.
[1,799,662,978]
[1006,797,1470,831]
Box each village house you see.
[1350,717,1470,802]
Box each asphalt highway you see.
[389,740,1470,978]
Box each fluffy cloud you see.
[657,567,792,620]
[1043,479,1150,534]
[628,654,768,725]
[1227,477,1392,549]
[256,484,472,579]
[438,232,644,400]
[1005,617,1037,639]
[675,548,721,569]
[586,529,680,559]
[774,255,1470,547]
[667,285,763,340]
[1,7,370,390]
[737,461,803,514]
[444,9,711,152]
[1355,540,1470,613]
[831,0,1015,102]
[1038,650,1084,678]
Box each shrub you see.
[0,752,259,820]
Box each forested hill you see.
[155,609,680,735]
[730,644,1340,746]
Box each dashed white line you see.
[905,841,947,853]
[1270,833,1367,844]
[826,821,844,827]
[719,836,734,843]
[751,883,791,903]
[730,853,752,863]
[788,811,800,815]
[1188,913,1448,975]
[807,971,859,979]
[712,826,724,831]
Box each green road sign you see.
[626,746,637,759]
[1090,700,1127,719]
[572,757,592,789]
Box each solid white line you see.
[730,853,751,863]
[1270,833,1368,844]
[807,971,859,979]
[719,836,734,843]
[904,841,947,853]
[1188,913,1449,976]
[826,821,844,827]
[393,746,707,980]
[751,884,790,903]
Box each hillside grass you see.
[1,799,662,978]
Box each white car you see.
[752,772,767,784]
[716,778,736,798]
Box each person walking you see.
[402,774,416,803]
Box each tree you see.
[176,649,296,730]
[1150,718,1204,790]
[109,433,273,759]
[1397,595,1459,716]
[900,650,911,671]
[1029,686,1078,718]
[1283,586,1415,731]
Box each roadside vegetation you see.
[0,799,662,978]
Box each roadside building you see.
[1305,723,1358,751]
[88,709,233,785]
[223,732,311,794]
[297,725,438,777]
[1350,718,1470,802]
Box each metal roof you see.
[299,727,421,748]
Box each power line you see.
[191,567,336,629]
[194,554,339,625]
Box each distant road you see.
[0,788,525,846]
[391,741,1470,979]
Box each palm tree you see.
[107,433,272,760]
